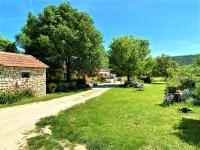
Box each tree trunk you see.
[127,75,130,81]
[66,58,71,81]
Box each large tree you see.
[153,54,178,79]
[16,3,106,80]
[0,35,18,53]
[109,35,151,81]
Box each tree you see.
[109,35,151,81]
[0,35,18,53]
[16,3,106,81]
[153,54,178,79]
[138,57,155,77]
[193,55,200,77]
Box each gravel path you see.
[0,88,109,150]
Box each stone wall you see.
[0,65,46,96]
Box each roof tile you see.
[0,52,48,68]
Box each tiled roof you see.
[0,52,48,68]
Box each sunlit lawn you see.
[27,83,200,150]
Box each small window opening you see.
[22,72,30,78]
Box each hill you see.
[171,54,199,65]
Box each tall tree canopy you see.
[0,35,18,53]
[109,35,151,81]
[153,54,178,79]
[16,3,106,80]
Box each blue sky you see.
[0,0,199,56]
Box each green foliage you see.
[0,35,18,53]
[54,68,64,80]
[138,57,156,78]
[193,55,200,77]
[55,83,70,92]
[166,77,180,88]
[16,3,107,80]
[99,76,107,83]
[55,79,90,92]
[193,82,200,100]
[139,76,152,83]
[172,54,199,65]
[47,83,57,93]
[180,79,196,90]
[153,54,178,78]
[180,89,194,101]
[123,81,134,87]
[0,89,34,104]
[109,35,150,81]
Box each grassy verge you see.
[27,84,200,150]
[0,89,89,109]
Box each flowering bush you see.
[163,93,175,106]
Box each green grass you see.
[0,89,89,109]
[27,84,200,150]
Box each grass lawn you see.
[27,83,200,150]
[0,89,89,109]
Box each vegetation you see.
[153,54,178,79]
[172,54,200,65]
[0,89,88,108]
[16,2,108,80]
[27,84,200,150]
[0,89,34,104]
[109,35,150,81]
[0,35,18,52]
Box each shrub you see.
[179,78,196,90]
[163,93,174,106]
[166,77,180,88]
[55,83,69,92]
[22,88,35,98]
[193,82,200,105]
[139,76,152,83]
[68,81,77,90]
[0,89,35,104]
[47,83,57,93]
[100,76,107,83]
[76,79,86,85]
[180,89,193,101]
[124,81,133,87]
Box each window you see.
[21,72,30,78]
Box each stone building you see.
[0,52,48,96]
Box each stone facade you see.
[0,65,46,96]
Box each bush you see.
[76,79,86,85]
[47,83,57,93]
[193,82,200,105]
[180,89,193,101]
[166,77,180,88]
[98,76,107,83]
[124,81,133,87]
[139,76,152,83]
[163,93,175,106]
[55,83,69,92]
[180,78,196,90]
[0,89,35,104]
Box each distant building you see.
[98,68,110,77]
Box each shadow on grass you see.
[174,118,200,148]
[151,82,165,85]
